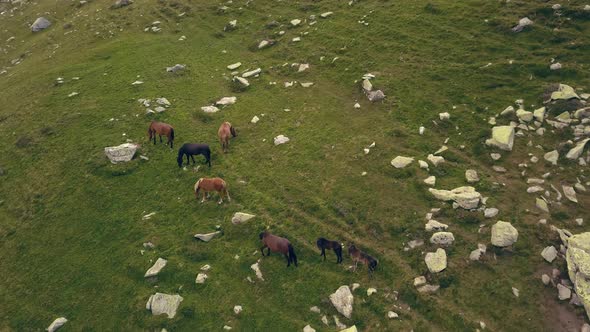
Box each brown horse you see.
[259,231,298,267]
[217,121,236,153]
[148,121,175,148]
[317,238,343,263]
[194,177,231,204]
[348,244,378,277]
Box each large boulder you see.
[329,286,354,318]
[485,126,515,151]
[31,17,51,32]
[425,248,447,273]
[104,143,137,163]
[491,221,518,247]
[146,293,183,318]
[566,232,590,317]
[551,84,580,101]
[428,186,481,209]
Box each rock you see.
[583,324,590,332]
[418,160,429,169]
[423,176,436,186]
[491,153,501,160]
[439,112,450,120]
[194,231,221,242]
[243,68,262,78]
[536,198,550,213]
[542,274,551,285]
[354,103,361,109]
[566,138,590,160]
[425,219,448,232]
[274,135,290,145]
[417,284,440,293]
[465,169,480,183]
[485,126,515,151]
[145,257,167,278]
[290,19,302,26]
[195,273,208,284]
[232,212,255,224]
[339,325,357,332]
[362,79,373,92]
[310,306,321,314]
[104,143,137,163]
[320,11,333,18]
[367,288,377,296]
[233,305,243,315]
[47,317,67,332]
[491,221,518,247]
[512,17,533,32]
[542,246,558,263]
[303,325,316,332]
[544,150,559,165]
[390,156,414,168]
[492,166,506,173]
[166,64,185,73]
[251,262,264,281]
[516,109,533,122]
[550,63,562,71]
[512,287,520,297]
[201,106,220,113]
[216,97,237,106]
[351,283,360,291]
[146,293,183,318]
[427,154,445,166]
[563,185,578,203]
[425,248,447,273]
[484,208,499,218]
[227,62,242,70]
[31,17,51,32]
[112,0,131,8]
[557,284,572,300]
[367,90,385,102]
[428,186,482,209]
[298,64,310,72]
[414,276,427,287]
[387,311,399,319]
[566,232,590,317]
[321,316,329,326]
[155,106,166,113]
[533,107,546,122]
[501,106,515,116]
[430,232,455,245]
[233,76,250,87]
[258,40,274,49]
[406,239,424,250]
[329,286,354,318]
[470,248,484,261]
[251,116,260,124]
[551,84,580,101]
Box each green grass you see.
[1,0,589,330]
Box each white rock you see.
[542,274,551,285]
[367,288,377,296]
[427,154,445,166]
[430,232,455,245]
[146,293,183,318]
[516,109,533,122]
[566,233,590,316]
[320,11,333,18]
[512,287,520,297]
[465,169,480,183]
[544,150,559,165]
[243,68,262,78]
[195,273,208,284]
[418,160,429,169]
[439,112,450,120]
[47,317,67,332]
[491,221,518,247]
[31,17,51,32]
[201,106,220,113]
[557,284,572,300]
[310,306,321,314]
[486,126,515,151]
[533,107,546,122]
[298,63,310,72]
[303,325,316,332]
[145,258,167,278]
[234,305,243,315]
[425,248,447,273]
[542,246,558,263]
[563,185,578,203]
[232,212,255,224]
[550,63,562,70]
[419,126,425,135]
[227,62,242,70]
[414,276,427,287]
[194,231,221,242]
[387,311,399,319]
[390,156,414,168]
[104,143,137,163]
[484,208,499,218]
[423,176,436,186]
[233,76,250,87]
[429,186,482,209]
[274,135,290,145]
[216,96,237,106]
[290,19,302,26]
[251,116,260,124]
[329,286,354,318]
[251,262,264,281]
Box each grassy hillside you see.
[1,0,589,331]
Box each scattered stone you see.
[425,219,448,232]
[427,154,445,166]
[563,185,578,203]
[417,284,440,293]
[557,284,572,300]
[310,306,321,314]
[512,17,533,33]
[430,232,455,245]
[234,305,243,315]
[303,325,316,332]
[424,176,436,186]
[47,317,67,332]
[387,311,399,319]
[367,288,377,296]
[201,106,220,113]
[465,170,480,183]
[227,62,242,70]
[491,221,518,247]
[104,143,137,163]
[243,68,262,78]
[194,231,221,242]
[258,40,274,49]
[195,273,208,284]
[329,286,354,318]
[418,160,429,169]
[512,287,520,297]
[544,150,559,165]
[320,12,334,18]
[146,293,183,318]
[31,17,51,32]
[166,64,185,73]
[232,212,255,224]
[542,274,551,285]
[429,186,482,209]
[414,276,427,287]
[390,156,414,168]
[551,84,580,101]
[251,116,260,124]
[516,109,533,122]
[298,63,310,72]
[567,232,590,317]
[274,135,290,145]
[536,198,550,213]
[491,153,501,160]
[542,246,558,263]
[486,126,515,151]
[484,208,499,218]
[533,107,546,122]
[439,112,450,120]
[145,257,167,278]
[367,90,385,102]
[550,63,562,71]
[566,138,590,160]
[216,96,237,106]
[425,248,447,273]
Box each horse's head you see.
[259,231,267,240]
[230,125,237,137]
[177,154,183,167]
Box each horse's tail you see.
[369,258,378,272]
[170,128,175,141]
[288,244,298,267]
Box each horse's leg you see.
[152,131,156,145]
[225,189,231,202]
[260,245,267,256]
[285,253,290,267]
[201,191,206,203]
[353,261,358,272]
[320,248,326,261]
[159,134,163,143]
[191,155,196,164]
[186,154,190,165]
[266,248,271,256]
[217,190,223,204]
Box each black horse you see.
[317,237,343,263]
[177,143,211,168]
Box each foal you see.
[348,244,378,277]
[194,178,231,204]
[148,121,175,148]
[217,122,236,153]
[259,231,298,267]
[177,143,211,168]
[317,238,343,263]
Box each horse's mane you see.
[194,178,204,192]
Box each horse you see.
[148,121,175,148]
[348,244,378,277]
[194,177,230,204]
[177,143,211,168]
[317,238,343,263]
[259,231,298,267]
[217,122,236,153]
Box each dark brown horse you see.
[259,231,298,267]
[177,143,211,168]
[194,177,230,204]
[217,121,236,153]
[348,244,378,276]
[317,238,343,263]
[148,121,175,148]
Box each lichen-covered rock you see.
[232,212,256,224]
[485,126,515,151]
[428,186,481,209]
[430,232,455,245]
[104,143,137,163]
[491,221,518,247]
[566,138,590,160]
[146,293,183,318]
[390,156,414,168]
[566,232,590,318]
[551,84,580,101]
[425,248,447,273]
[329,286,354,318]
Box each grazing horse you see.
[317,238,343,263]
[194,177,230,204]
[259,231,298,267]
[348,244,378,277]
[177,143,211,168]
[148,121,175,148]
[217,121,236,153]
